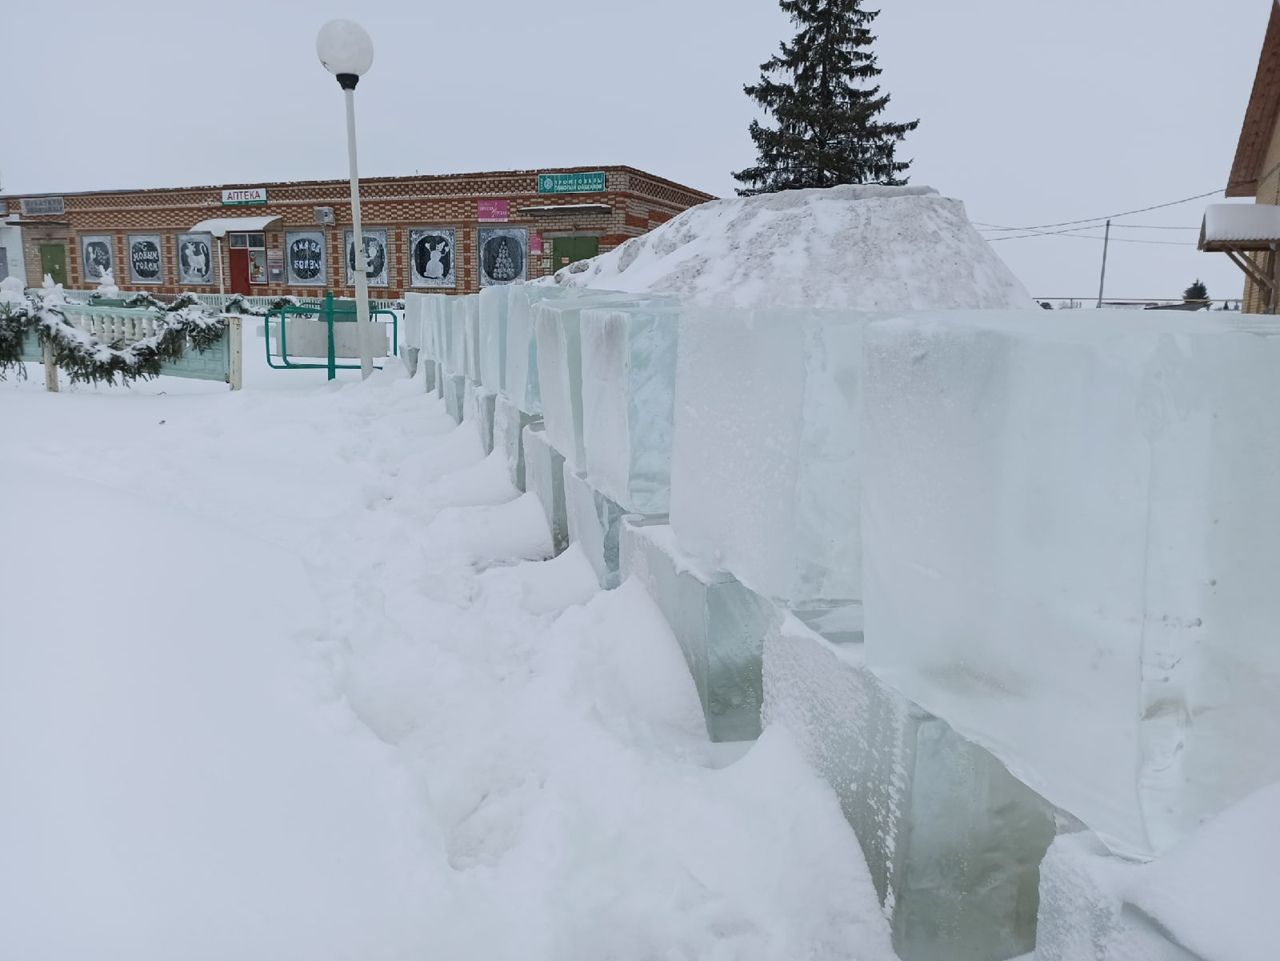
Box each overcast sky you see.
[2,0,1268,300]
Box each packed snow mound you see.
[553,184,1033,310]
[1125,782,1280,961]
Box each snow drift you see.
[553,184,1033,310]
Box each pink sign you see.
[530,232,543,255]
[477,199,509,222]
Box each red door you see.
[229,248,250,295]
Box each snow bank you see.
[0,364,895,961]
[553,184,1032,310]
[1127,783,1280,961]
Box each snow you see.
[1126,783,1280,961]
[552,184,1033,310]
[1200,203,1280,244]
[0,334,895,961]
[1036,785,1280,961]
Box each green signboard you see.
[538,171,606,195]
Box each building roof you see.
[1228,1,1280,197]
[1200,202,1280,249]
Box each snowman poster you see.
[409,228,456,289]
[176,233,214,285]
[478,227,528,287]
[128,234,163,285]
[81,235,113,284]
[286,230,327,286]
[344,228,389,287]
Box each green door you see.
[39,244,68,287]
[551,236,599,272]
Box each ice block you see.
[669,306,879,605]
[580,300,681,514]
[862,309,1280,859]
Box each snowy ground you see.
[0,331,893,961]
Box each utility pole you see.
[1096,219,1111,308]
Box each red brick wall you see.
[3,166,714,297]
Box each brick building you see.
[0,166,713,298]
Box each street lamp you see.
[316,18,375,379]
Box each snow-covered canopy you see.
[1200,203,1280,248]
[190,215,282,238]
[550,184,1033,310]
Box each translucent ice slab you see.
[862,309,1280,859]
[463,295,481,384]
[763,616,1055,961]
[669,306,880,605]
[580,301,681,514]
[534,292,663,473]
[467,384,496,456]
[442,297,467,377]
[523,423,568,554]
[563,467,626,590]
[622,519,775,742]
[443,373,466,424]
[494,393,537,491]
[477,286,510,391]
[505,286,574,416]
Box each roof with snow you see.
[1200,203,1280,249]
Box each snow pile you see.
[554,184,1032,310]
[0,344,895,961]
[0,275,24,308]
[1037,784,1279,961]
[1127,782,1279,961]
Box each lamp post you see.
[316,18,375,379]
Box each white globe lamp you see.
[316,19,376,378]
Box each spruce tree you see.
[734,0,919,196]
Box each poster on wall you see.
[176,233,215,286]
[81,235,113,284]
[128,234,164,284]
[409,228,456,289]
[286,231,327,286]
[477,227,528,287]
[344,228,389,287]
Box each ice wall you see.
[669,307,875,605]
[862,309,1280,858]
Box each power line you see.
[973,187,1224,233]
[984,225,1195,246]
[978,222,1198,231]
